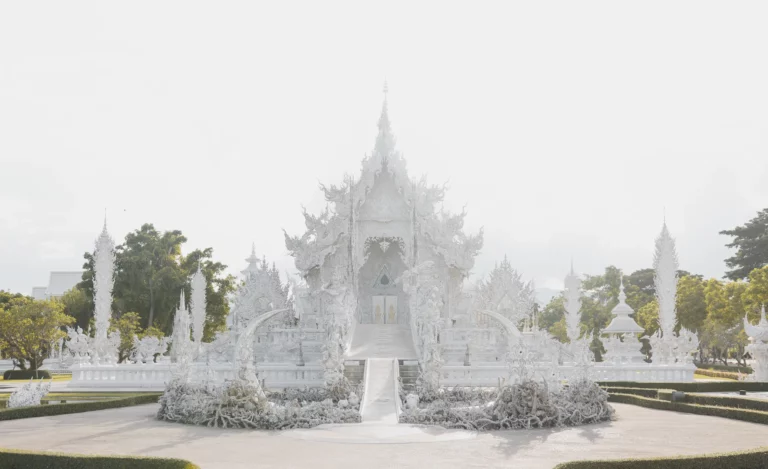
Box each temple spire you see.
[242,243,261,280]
[374,81,395,166]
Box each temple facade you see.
[284,90,483,332]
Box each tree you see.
[741,265,768,313]
[623,268,656,312]
[702,279,748,365]
[581,266,622,361]
[676,275,708,333]
[110,312,142,363]
[0,297,74,370]
[59,287,91,330]
[79,223,236,337]
[721,208,768,280]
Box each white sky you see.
[1,1,767,296]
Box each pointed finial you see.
[180,288,186,309]
[570,257,574,275]
[618,272,627,303]
[251,242,256,257]
[383,80,389,100]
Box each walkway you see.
[360,358,397,424]
[2,403,768,468]
[347,324,417,360]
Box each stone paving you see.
[2,403,768,468]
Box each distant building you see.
[31,271,84,300]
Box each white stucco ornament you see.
[8,378,52,408]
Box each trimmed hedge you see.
[2,370,52,380]
[0,448,199,469]
[554,446,768,469]
[695,362,753,374]
[0,394,159,421]
[601,387,664,398]
[599,381,768,393]
[655,391,768,412]
[694,368,741,380]
[609,393,768,425]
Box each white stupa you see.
[602,276,645,364]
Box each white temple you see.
[66,89,703,389]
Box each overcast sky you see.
[1,1,767,297]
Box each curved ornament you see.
[234,308,290,387]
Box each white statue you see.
[64,326,91,363]
[131,335,170,364]
[171,290,193,365]
[8,378,52,408]
[744,305,768,381]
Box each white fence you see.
[69,362,324,390]
[440,363,696,387]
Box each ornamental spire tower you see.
[93,219,116,342]
[242,243,261,280]
[563,262,582,342]
[190,265,207,346]
[653,221,679,337]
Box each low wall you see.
[440,363,696,387]
[69,362,324,390]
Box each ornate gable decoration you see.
[285,87,484,277]
[475,256,535,324]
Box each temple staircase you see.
[346,324,418,360]
[347,325,418,425]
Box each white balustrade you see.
[69,362,325,390]
[440,363,696,387]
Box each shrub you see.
[654,391,768,412]
[609,393,768,425]
[0,394,159,421]
[2,370,52,380]
[0,448,199,469]
[599,381,768,393]
[694,368,741,380]
[600,387,663,398]
[694,362,753,374]
[553,446,768,468]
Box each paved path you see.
[347,325,417,360]
[360,358,397,424]
[2,403,768,468]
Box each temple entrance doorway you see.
[357,237,409,324]
[372,295,398,324]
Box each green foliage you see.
[0,394,159,421]
[623,268,656,311]
[720,208,768,281]
[0,298,74,370]
[742,265,768,313]
[110,312,142,363]
[2,370,52,380]
[58,287,91,330]
[0,448,199,469]
[554,446,768,469]
[79,223,237,337]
